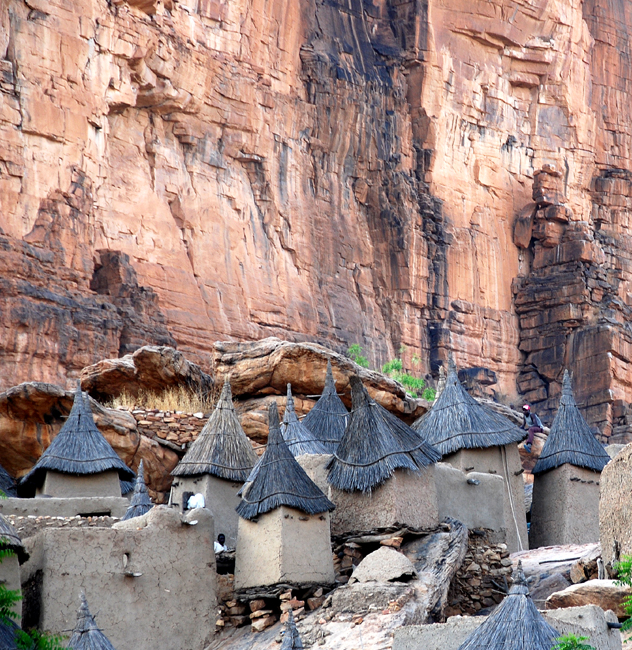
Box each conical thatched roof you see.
[457,562,559,650]
[327,376,441,493]
[236,403,335,520]
[302,361,348,453]
[121,460,153,521]
[412,359,525,456]
[281,384,328,457]
[0,620,21,649]
[0,464,17,498]
[0,513,28,564]
[19,384,134,494]
[533,370,610,475]
[281,610,303,650]
[171,379,257,482]
[68,594,117,650]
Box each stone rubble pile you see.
[124,407,209,450]
[445,531,513,617]
[7,514,117,540]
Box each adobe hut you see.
[302,360,348,453]
[530,371,610,548]
[412,360,527,551]
[19,385,135,498]
[456,562,559,650]
[0,513,28,616]
[326,376,441,536]
[68,594,117,650]
[121,460,153,521]
[235,403,335,590]
[281,384,327,456]
[171,379,257,547]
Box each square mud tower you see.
[170,379,257,548]
[171,474,242,545]
[37,470,122,498]
[235,506,334,589]
[530,463,601,547]
[326,376,440,536]
[330,467,438,536]
[443,446,527,551]
[530,371,610,549]
[412,359,528,552]
[18,385,135,500]
[235,403,335,590]
[21,506,217,650]
[299,455,439,535]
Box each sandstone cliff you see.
[2,0,632,436]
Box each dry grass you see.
[108,385,218,414]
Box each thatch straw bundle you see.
[457,562,559,650]
[0,620,20,649]
[281,610,303,650]
[302,360,348,453]
[19,385,135,495]
[172,379,257,482]
[0,464,17,498]
[236,403,335,521]
[533,370,610,474]
[281,384,327,457]
[327,376,441,493]
[0,513,27,563]
[68,594,117,650]
[412,359,525,455]
[121,460,153,521]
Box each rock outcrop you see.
[2,0,632,440]
[545,580,631,619]
[0,382,179,496]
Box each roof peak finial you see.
[509,560,529,594]
[220,378,232,401]
[562,369,572,397]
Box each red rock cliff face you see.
[1,0,632,435]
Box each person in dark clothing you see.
[522,404,543,453]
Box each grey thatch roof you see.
[281,384,328,457]
[533,370,610,475]
[281,610,303,650]
[120,480,134,496]
[68,594,117,650]
[327,376,441,493]
[412,359,525,455]
[172,379,257,482]
[0,464,17,498]
[121,460,153,521]
[302,360,349,454]
[457,562,559,650]
[0,513,28,564]
[236,403,335,520]
[0,619,21,649]
[19,385,134,495]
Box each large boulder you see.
[81,346,214,402]
[351,547,417,583]
[600,443,632,565]
[214,337,430,421]
[0,382,178,496]
[545,580,631,618]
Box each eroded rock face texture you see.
[1,0,632,435]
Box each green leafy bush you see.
[382,358,435,400]
[347,344,369,368]
[615,555,632,630]
[552,635,595,650]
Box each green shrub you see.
[382,358,435,400]
[614,555,632,630]
[347,344,369,368]
[552,635,595,650]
